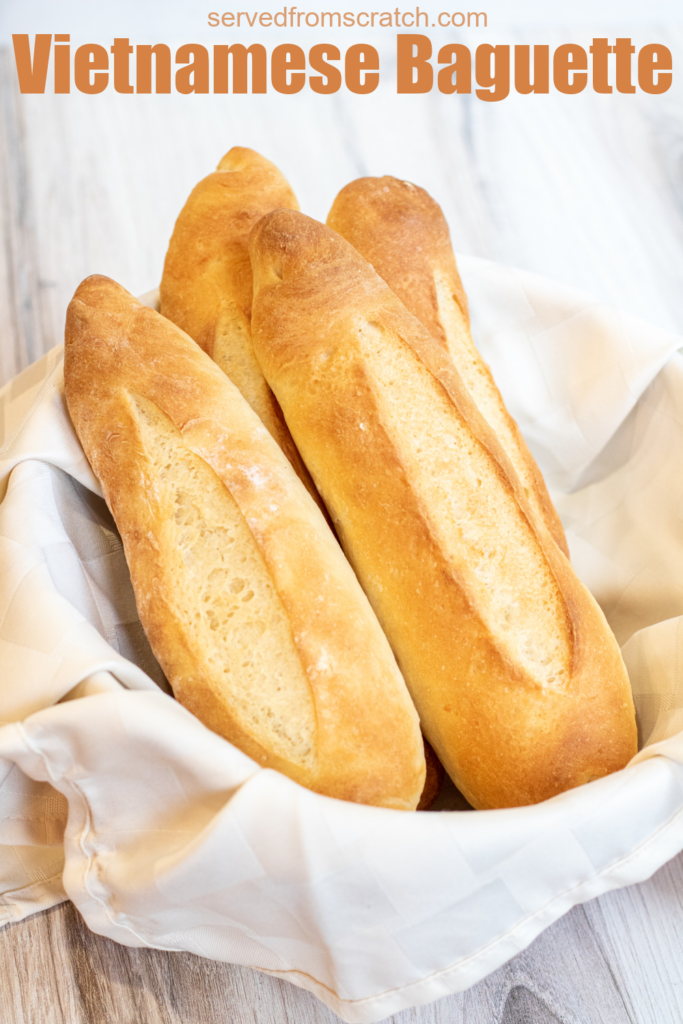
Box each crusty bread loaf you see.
[249,210,638,810]
[327,176,569,558]
[159,147,323,510]
[64,274,425,810]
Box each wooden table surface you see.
[1,21,683,1022]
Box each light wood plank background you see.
[1,23,683,1023]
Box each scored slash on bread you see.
[327,176,569,559]
[64,274,426,810]
[159,147,326,515]
[249,209,637,810]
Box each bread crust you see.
[327,176,569,558]
[159,147,323,511]
[249,210,637,810]
[64,274,425,810]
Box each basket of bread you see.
[1,148,683,1023]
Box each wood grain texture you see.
[1,22,683,1023]
[0,47,47,382]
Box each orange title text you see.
[12,34,673,98]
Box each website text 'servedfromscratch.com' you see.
[208,9,488,28]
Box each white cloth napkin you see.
[1,261,683,1023]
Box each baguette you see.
[327,176,569,558]
[249,210,637,810]
[159,147,323,510]
[64,275,425,810]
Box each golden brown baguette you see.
[64,274,425,810]
[249,210,637,810]
[159,147,323,511]
[327,176,569,558]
